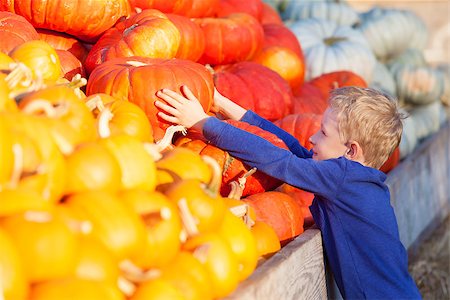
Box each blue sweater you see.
[203,111,421,300]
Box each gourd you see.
[289,18,376,83]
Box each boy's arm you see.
[204,117,342,198]
[214,89,312,158]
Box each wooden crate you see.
[229,121,450,299]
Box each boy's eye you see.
[321,130,326,136]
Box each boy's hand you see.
[155,85,210,131]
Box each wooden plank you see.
[386,121,450,249]
[227,228,327,300]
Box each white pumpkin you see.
[436,64,449,106]
[387,48,427,74]
[410,101,447,142]
[399,108,417,159]
[288,18,376,82]
[281,2,359,27]
[358,7,428,61]
[370,60,397,97]
[394,65,445,105]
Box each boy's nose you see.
[309,132,317,145]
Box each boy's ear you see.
[346,142,363,160]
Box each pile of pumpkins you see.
[0,0,448,299]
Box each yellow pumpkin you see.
[217,210,258,281]
[0,189,53,217]
[29,278,125,300]
[0,73,18,112]
[183,232,240,298]
[2,112,67,203]
[99,135,157,191]
[64,191,147,261]
[64,141,122,194]
[131,278,185,300]
[122,189,182,269]
[0,115,15,188]
[0,211,78,282]
[251,221,281,258]
[72,236,120,285]
[0,227,29,300]
[19,85,96,154]
[156,147,212,189]
[9,40,62,82]
[160,251,213,300]
[86,93,154,142]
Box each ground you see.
[408,215,450,299]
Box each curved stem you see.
[201,155,222,196]
[85,95,105,112]
[97,107,114,138]
[21,99,68,118]
[155,125,187,151]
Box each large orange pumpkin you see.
[130,0,219,18]
[213,61,294,121]
[215,0,264,21]
[37,29,88,63]
[195,13,264,65]
[292,82,328,114]
[84,9,181,74]
[274,113,322,150]
[166,13,206,62]
[0,11,39,54]
[380,146,400,173]
[176,119,289,197]
[0,0,131,42]
[309,70,368,100]
[262,23,304,59]
[86,57,214,140]
[243,191,304,244]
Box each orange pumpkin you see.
[215,0,263,21]
[0,211,78,282]
[195,13,264,65]
[292,82,328,114]
[274,113,322,150]
[9,40,62,82]
[277,183,314,228]
[243,191,304,244]
[309,70,368,100]
[1,0,131,42]
[262,23,304,59]
[0,227,29,300]
[86,57,214,141]
[37,28,89,63]
[56,49,85,81]
[122,189,182,269]
[85,9,180,74]
[260,2,283,25]
[252,45,305,90]
[380,146,400,173]
[130,0,219,18]
[213,61,294,121]
[0,11,39,54]
[166,13,205,62]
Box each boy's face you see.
[309,108,348,161]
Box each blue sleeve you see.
[203,117,344,199]
[241,111,313,159]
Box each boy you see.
[155,85,421,299]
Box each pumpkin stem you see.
[156,125,187,152]
[143,143,163,161]
[178,198,199,237]
[229,204,255,228]
[60,74,87,99]
[238,167,257,188]
[51,131,75,156]
[97,107,114,138]
[21,99,68,118]
[7,143,23,189]
[323,36,347,46]
[117,276,136,297]
[126,60,148,67]
[85,95,105,112]
[6,63,45,99]
[23,211,52,223]
[119,260,161,283]
[204,64,215,75]
[227,181,243,200]
[201,155,222,196]
[193,244,211,263]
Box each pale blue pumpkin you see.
[394,65,445,105]
[281,1,359,27]
[370,60,397,97]
[387,48,427,74]
[357,7,428,61]
[288,18,376,82]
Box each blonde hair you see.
[329,86,406,169]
